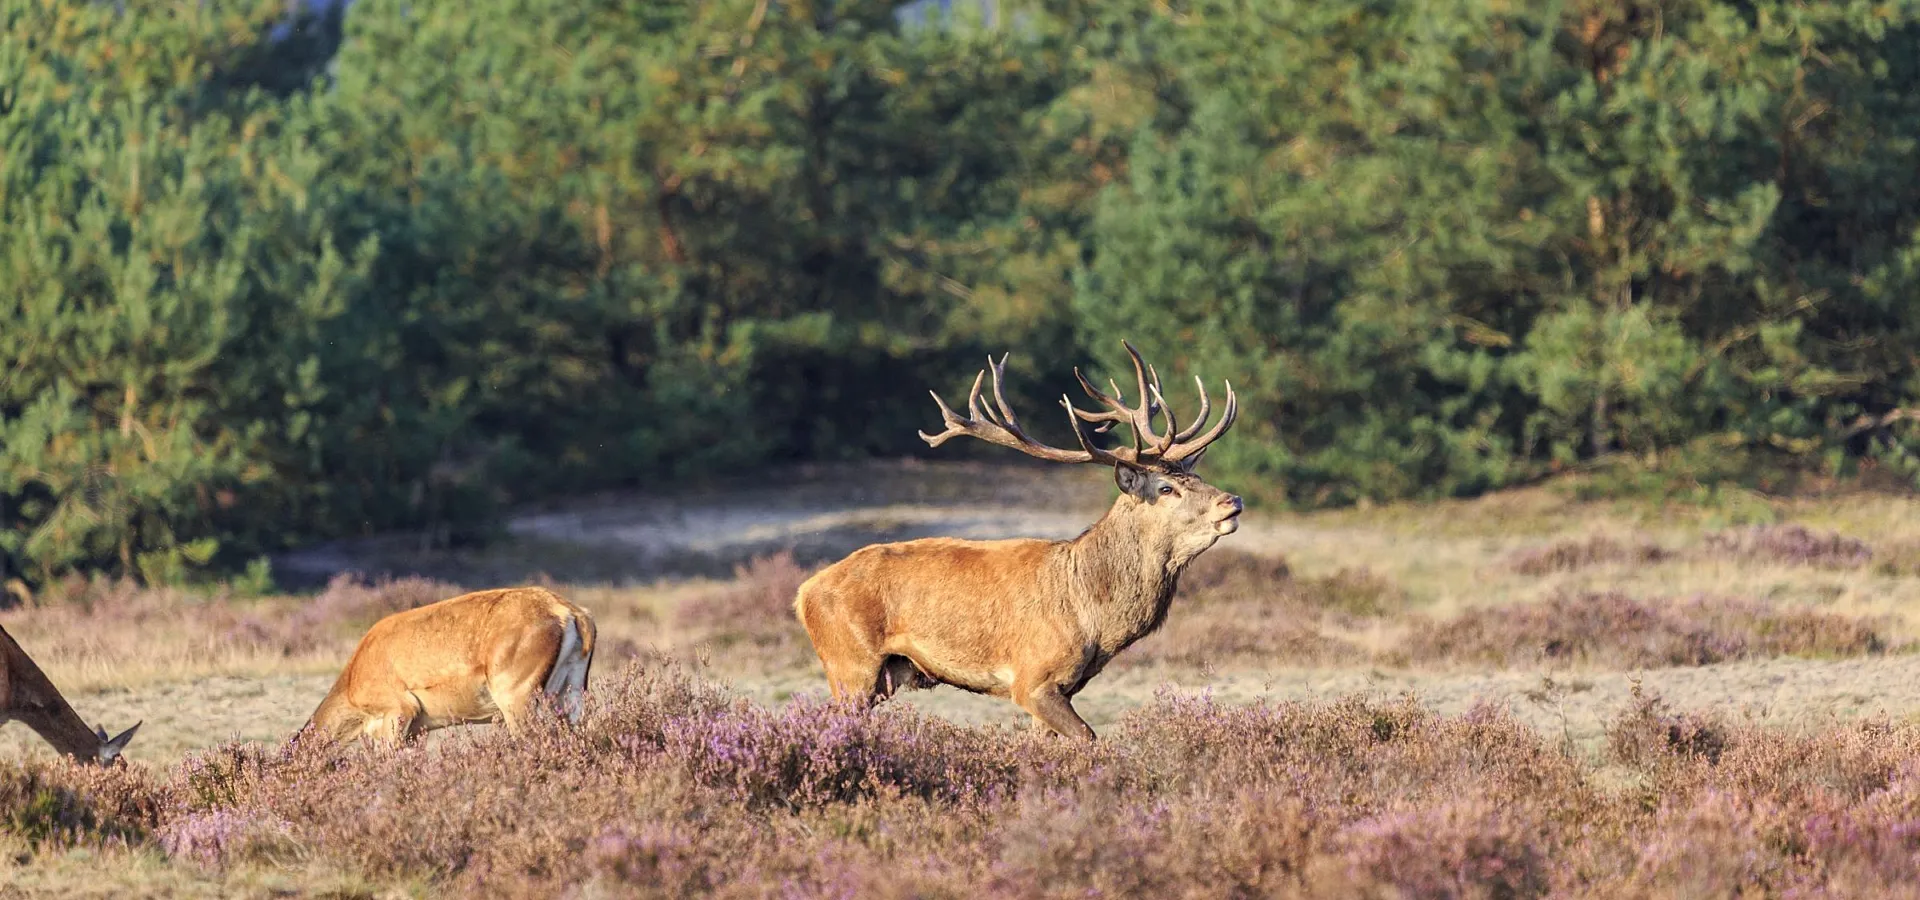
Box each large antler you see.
[919,354,1137,468]
[920,342,1239,472]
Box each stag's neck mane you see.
[1054,495,1198,650]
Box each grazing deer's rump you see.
[796,341,1244,739]
[0,624,140,764]
[304,586,597,746]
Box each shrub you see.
[225,573,461,656]
[1131,553,1389,669]
[15,667,1920,896]
[1505,535,1674,576]
[0,759,166,849]
[675,552,818,667]
[1701,524,1874,570]
[1174,548,1294,600]
[1397,592,1893,669]
[659,698,1021,808]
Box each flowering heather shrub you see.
[159,808,298,868]
[986,780,1319,899]
[675,551,818,667]
[1802,761,1920,892]
[1396,591,1893,669]
[28,668,1920,897]
[1505,534,1674,576]
[1701,523,1875,570]
[1334,797,1551,899]
[0,758,166,848]
[0,578,262,659]
[661,698,1022,808]
[1606,684,1731,766]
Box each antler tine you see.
[917,345,1228,471]
[1070,341,1183,455]
[1171,375,1212,443]
[985,353,1022,429]
[1147,382,1178,455]
[918,355,1102,465]
[1070,368,1130,423]
[1059,395,1141,469]
[1163,379,1239,468]
[964,367,989,422]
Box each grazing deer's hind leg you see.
[490,624,567,735]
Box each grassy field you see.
[5,462,1920,896]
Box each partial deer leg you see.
[1014,679,1096,741]
[491,671,553,735]
[490,623,567,734]
[363,699,423,747]
[823,655,886,705]
[797,586,891,704]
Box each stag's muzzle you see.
[1214,494,1244,535]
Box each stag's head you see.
[90,721,140,765]
[920,341,1243,560]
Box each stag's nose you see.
[1221,494,1243,514]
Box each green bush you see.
[6,0,1920,588]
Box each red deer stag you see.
[303,587,596,745]
[1,625,140,764]
[794,341,1242,739]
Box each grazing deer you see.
[0,625,140,764]
[303,587,597,745]
[794,341,1243,739]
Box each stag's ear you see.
[98,721,141,764]
[1114,465,1151,496]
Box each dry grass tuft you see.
[225,573,462,657]
[1397,591,1895,670]
[674,551,819,668]
[1702,523,1875,570]
[1129,549,1390,669]
[1505,534,1675,576]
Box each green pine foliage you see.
[4,0,1920,590]
[1077,0,1920,504]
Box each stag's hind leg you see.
[795,582,890,704]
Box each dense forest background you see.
[5,0,1920,591]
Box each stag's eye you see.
[1158,484,1175,496]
